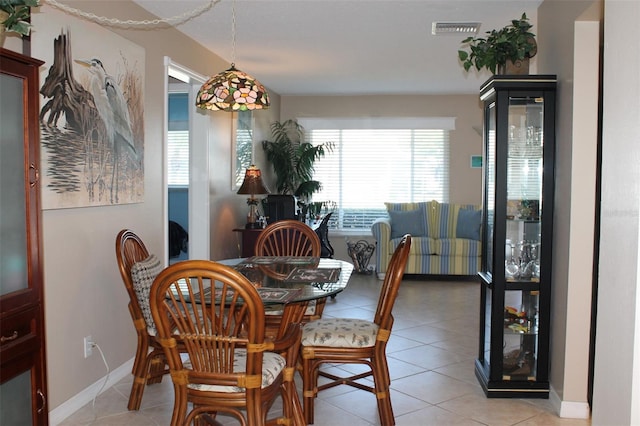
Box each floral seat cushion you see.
[301,318,379,348]
[186,350,286,393]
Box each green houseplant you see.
[0,0,39,37]
[261,119,333,214]
[458,13,537,74]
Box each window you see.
[234,110,254,189]
[168,92,189,186]
[301,117,454,231]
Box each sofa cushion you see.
[433,238,482,257]
[385,202,430,237]
[456,208,482,240]
[387,208,426,238]
[427,201,480,239]
[390,236,437,255]
[426,201,454,239]
[384,202,422,212]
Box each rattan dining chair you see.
[254,220,326,329]
[149,260,303,426]
[115,229,169,410]
[255,219,321,259]
[300,234,412,425]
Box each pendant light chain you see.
[231,0,237,66]
[195,0,270,111]
[44,0,221,28]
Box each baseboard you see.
[549,386,591,419]
[377,272,481,281]
[404,273,481,282]
[49,358,134,426]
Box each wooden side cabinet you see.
[0,48,48,425]
[476,75,556,398]
[233,228,263,257]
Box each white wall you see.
[537,0,600,416]
[563,17,599,413]
[592,0,640,424]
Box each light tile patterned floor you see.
[59,274,591,425]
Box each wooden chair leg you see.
[127,345,150,410]
[302,357,318,425]
[128,349,165,410]
[372,359,395,426]
[146,355,166,385]
[170,384,188,426]
[127,375,146,411]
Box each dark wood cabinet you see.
[234,219,334,259]
[233,228,263,257]
[475,75,556,398]
[0,48,48,424]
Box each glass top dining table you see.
[218,256,354,305]
[217,256,354,425]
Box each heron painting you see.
[73,57,139,204]
[34,8,144,209]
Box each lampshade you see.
[237,165,270,196]
[196,65,270,112]
[195,0,269,112]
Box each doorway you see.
[164,58,210,263]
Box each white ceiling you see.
[133,0,542,96]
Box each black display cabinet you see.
[475,75,557,398]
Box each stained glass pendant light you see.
[196,0,270,111]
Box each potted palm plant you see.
[0,0,39,37]
[261,119,333,219]
[458,13,537,75]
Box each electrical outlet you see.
[84,336,93,358]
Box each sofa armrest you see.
[371,218,392,278]
[371,217,391,241]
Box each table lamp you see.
[237,165,270,229]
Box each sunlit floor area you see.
[59,273,591,425]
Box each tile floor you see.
[59,274,592,425]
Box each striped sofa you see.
[371,201,481,280]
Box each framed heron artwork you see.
[32,5,145,209]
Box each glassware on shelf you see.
[505,239,519,279]
[519,241,540,279]
[517,241,530,279]
[529,242,540,278]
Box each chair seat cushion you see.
[186,350,286,393]
[301,318,379,348]
[130,254,163,335]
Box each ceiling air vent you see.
[432,22,481,35]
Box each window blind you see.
[306,123,451,231]
[235,110,254,188]
[168,92,189,187]
[168,130,189,186]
